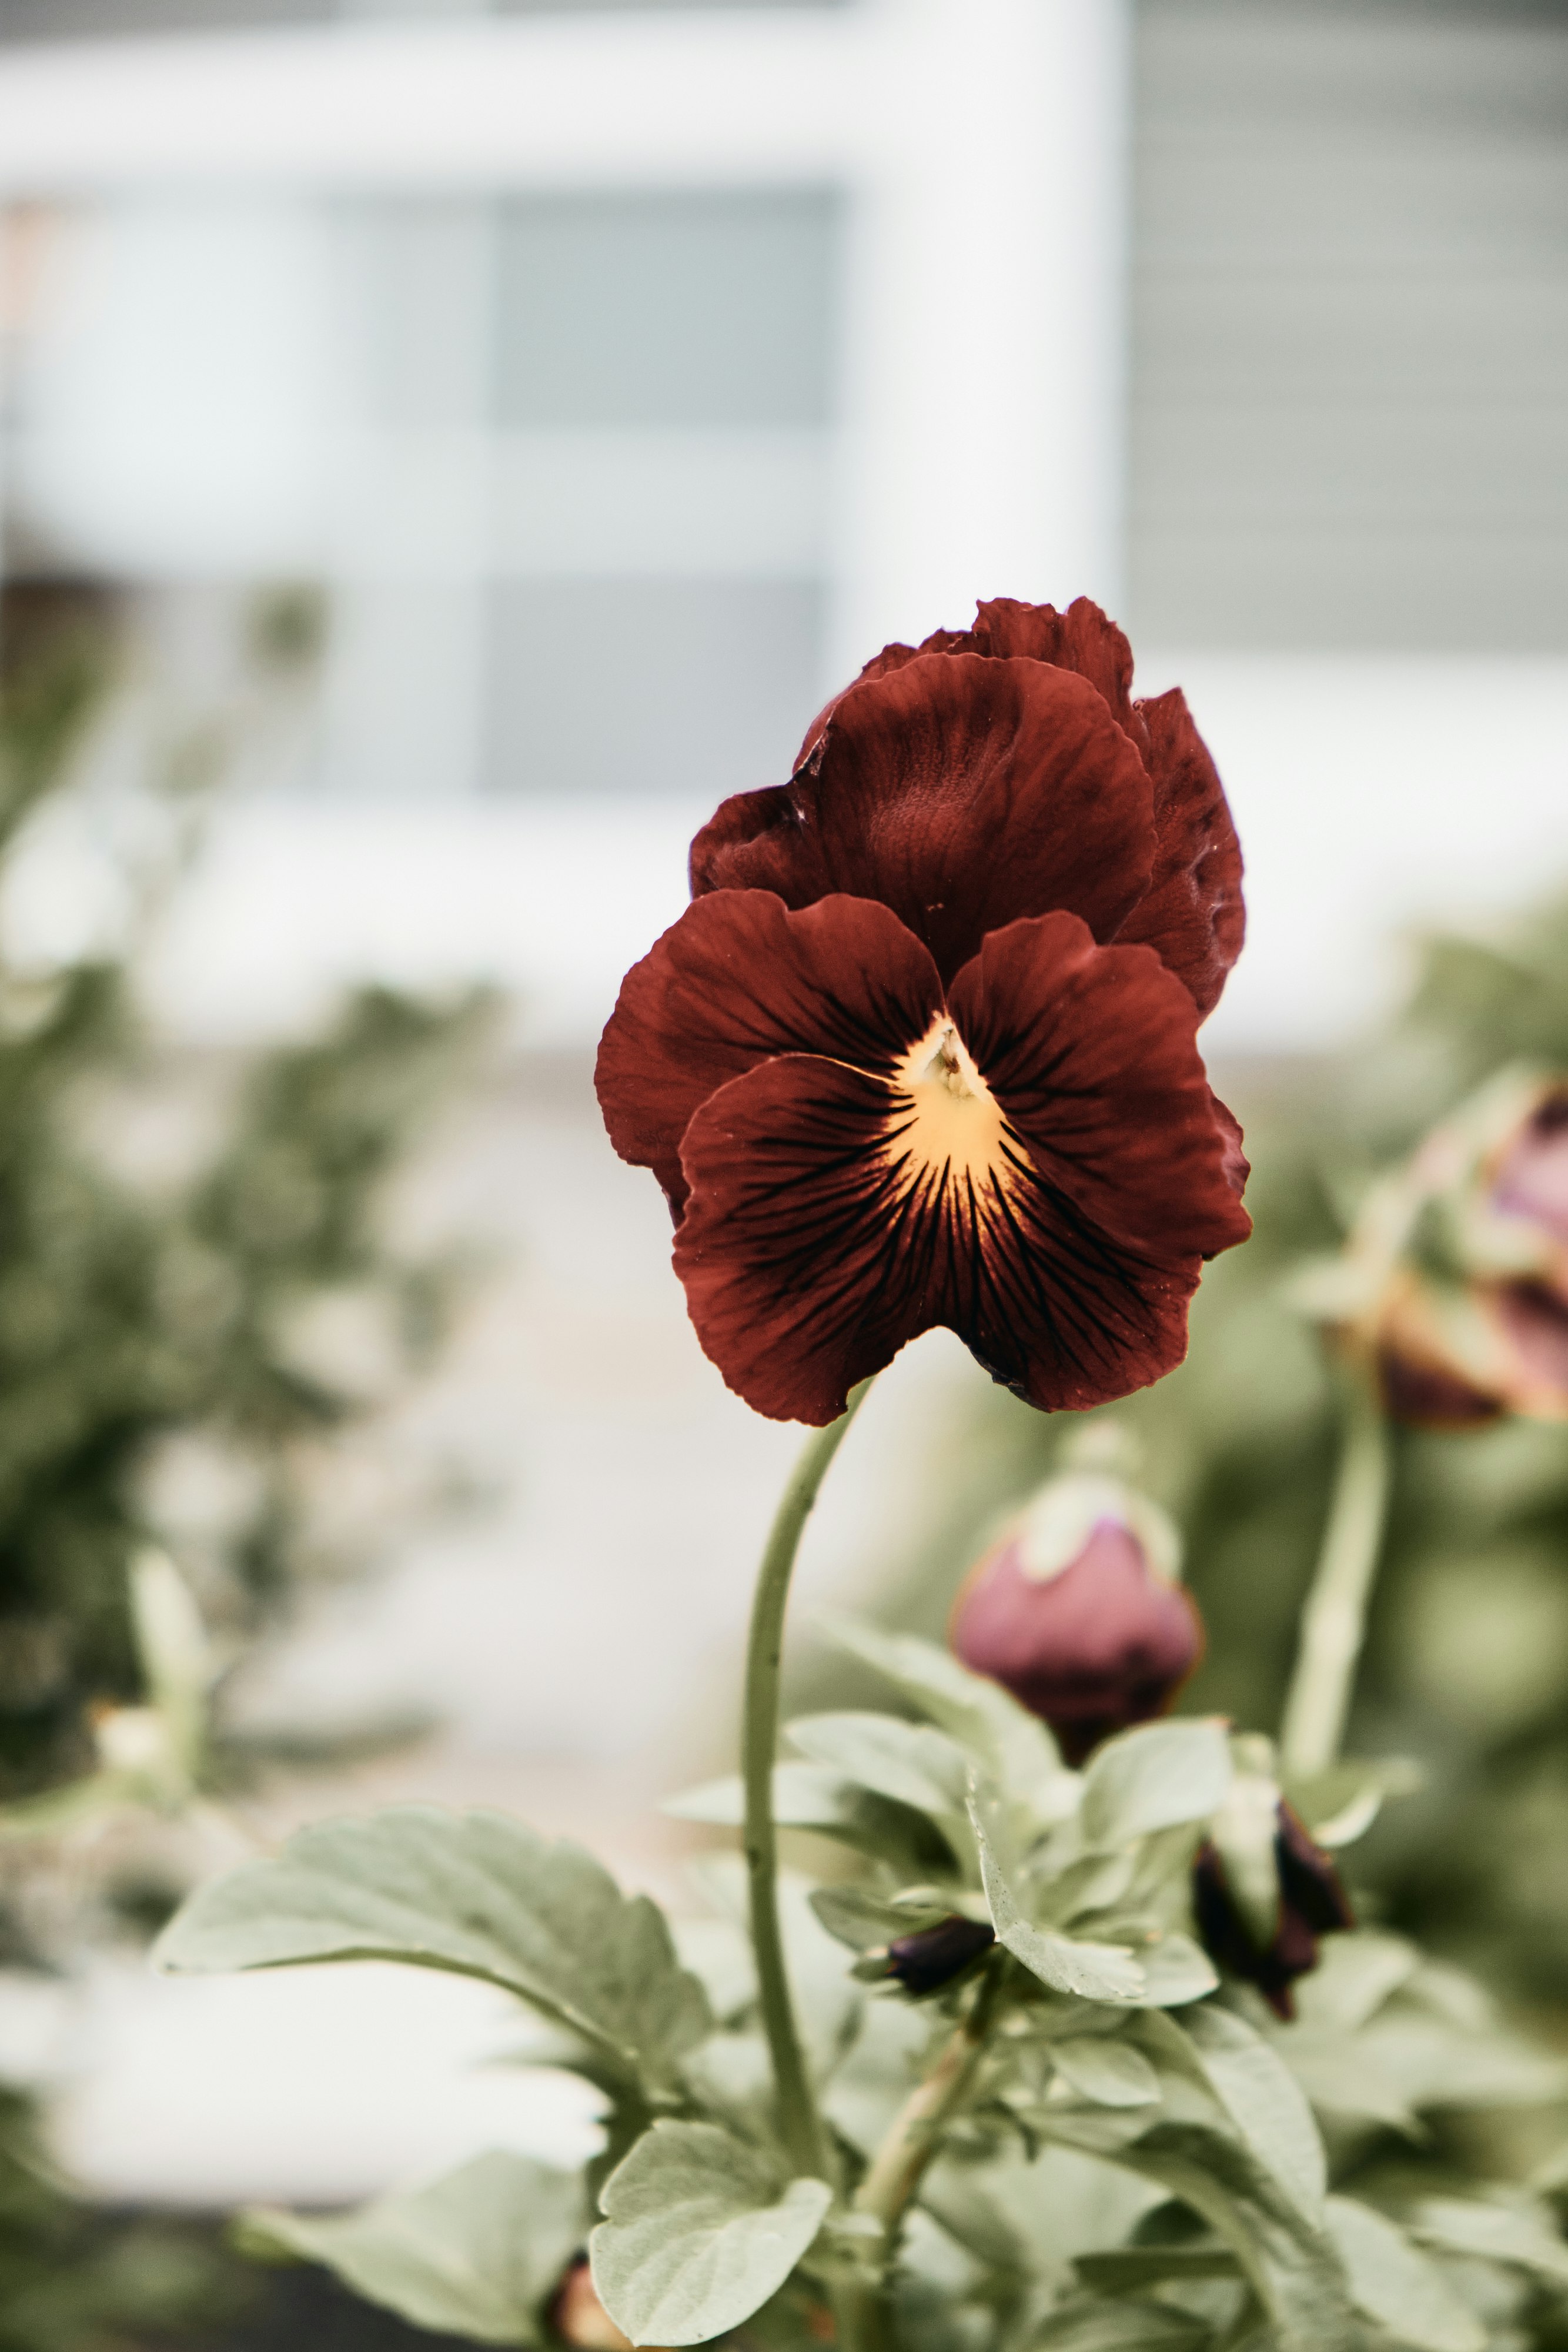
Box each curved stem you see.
[854,1959,1007,2235]
[1278,1367,1393,1778]
[743,1379,873,2181]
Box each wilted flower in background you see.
[1192,1735,1354,2019]
[598,599,1250,1425]
[1300,1070,1568,1428]
[948,1460,1201,1761]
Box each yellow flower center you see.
[892,1017,1010,1189]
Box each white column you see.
[830,0,1130,674]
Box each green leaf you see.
[817,1615,1065,1797]
[1035,2033,1350,2352]
[155,1807,710,2094]
[1074,2246,1238,2291]
[1182,2006,1326,2223]
[1355,2014,1568,2113]
[1275,2032,1417,2135]
[1051,2036,1162,2108]
[668,1763,951,1880]
[590,2122,833,2346]
[1325,2196,1486,2352]
[787,1714,974,1847]
[1407,2194,1568,2287]
[239,2154,584,2346]
[972,1797,1144,2003]
[1079,1721,1232,1850]
[1099,2123,1352,2352]
[1283,1756,1422,1850]
[1034,2294,1211,2350]
[1290,1930,1419,2031]
[1134,1934,1218,2009]
[808,1884,952,1953]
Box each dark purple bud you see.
[951,1475,1201,1764]
[1193,1802,1353,2022]
[884,1913,996,1996]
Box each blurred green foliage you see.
[0,587,492,1809]
[852,891,1568,2013]
[0,2089,244,2352]
[0,584,492,2348]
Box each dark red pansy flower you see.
[598,890,1249,1424]
[1192,1804,1354,2022]
[597,607,1250,1426]
[950,1473,1202,1763]
[690,596,1243,1021]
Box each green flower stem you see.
[853,1959,1008,2238]
[1278,1365,1393,1778]
[743,1378,874,2183]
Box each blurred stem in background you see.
[1279,1368,1393,1776]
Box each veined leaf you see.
[1100,2123,1352,2351]
[1136,1934,1218,2009]
[972,1797,1144,2004]
[809,1883,954,1953]
[155,1807,710,2095]
[591,2122,832,2346]
[1182,2005,1326,2223]
[668,1762,952,1881]
[1407,2194,1568,2287]
[1325,2196,1485,2352]
[787,1713,973,1842]
[817,1615,1065,1798]
[1080,1721,1232,1850]
[1051,2036,1162,2108]
[240,2153,584,2346]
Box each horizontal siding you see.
[1131,0,1568,648]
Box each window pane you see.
[496,191,841,430]
[1131,0,1568,650]
[484,578,823,797]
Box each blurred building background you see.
[0,0,1566,2239]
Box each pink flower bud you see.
[949,1474,1201,1763]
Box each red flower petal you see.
[755,597,1243,1018]
[594,889,943,1214]
[689,652,1155,986]
[672,1053,921,1422]
[1110,686,1245,1019]
[963,596,1141,737]
[946,912,1252,1262]
[670,907,1249,1425]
